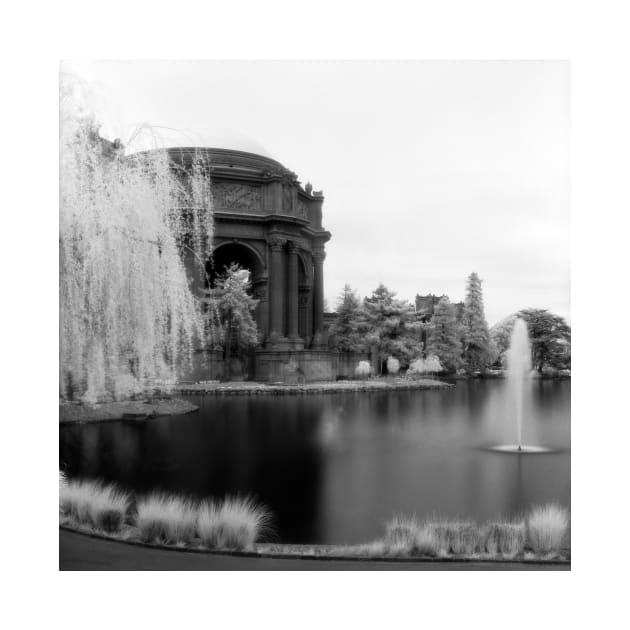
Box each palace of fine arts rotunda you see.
[134,143,359,383]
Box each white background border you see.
[3,0,629,627]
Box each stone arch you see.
[207,240,269,343]
[208,240,266,285]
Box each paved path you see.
[60,530,569,571]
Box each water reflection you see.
[60,380,570,544]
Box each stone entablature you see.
[162,147,325,226]
[142,147,331,350]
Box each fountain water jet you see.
[489,317,552,454]
[507,317,531,450]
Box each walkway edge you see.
[59,525,570,566]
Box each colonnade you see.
[267,236,325,346]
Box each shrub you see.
[408,355,443,377]
[59,479,130,532]
[484,522,526,557]
[424,355,443,374]
[136,493,198,544]
[197,496,271,550]
[355,360,372,378]
[386,356,400,375]
[527,504,569,554]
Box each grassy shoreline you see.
[59,476,570,563]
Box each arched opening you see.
[207,241,264,289]
[205,242,268,380]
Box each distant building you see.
[414,294,464,322]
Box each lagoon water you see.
[59,380,570,544]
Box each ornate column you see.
[287,242,300,342]
[298,286,311,342]
[312,248,326,345]
[252,278,269,342]
[269,236,286,339]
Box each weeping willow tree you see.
[59,78,213,402]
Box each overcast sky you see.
[61,60,570,326]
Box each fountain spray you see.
[505,318,532,450]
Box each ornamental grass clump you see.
[483,522,526,557]
[429,521,481,555]
[136,493,198,544]
[197,496,271,550]
[384,516,419,551]
[59,478,130,533]
[527,504,569,555]
[414,526,439,557]
[384,516,438,556]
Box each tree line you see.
[202,266,571,377]
[329,273,571,376]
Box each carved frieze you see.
[213,182,263,212]
[297,199,308,219]
[283,186,293,214]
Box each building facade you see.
[151,146,359,381]
[168,147,331,351]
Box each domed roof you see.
[125,126,274,159]
[124,126,295,178]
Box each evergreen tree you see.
[330,284,363,352]
[202,263,259,379]
[359,283,423,374]
[461,272,492,372]
[426,297,463,374]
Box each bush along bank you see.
[60,473,569,561]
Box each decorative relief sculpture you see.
[297,199,308,218]
[213,182,262,211]
[283,186,293,213]
[269,236,286,250]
